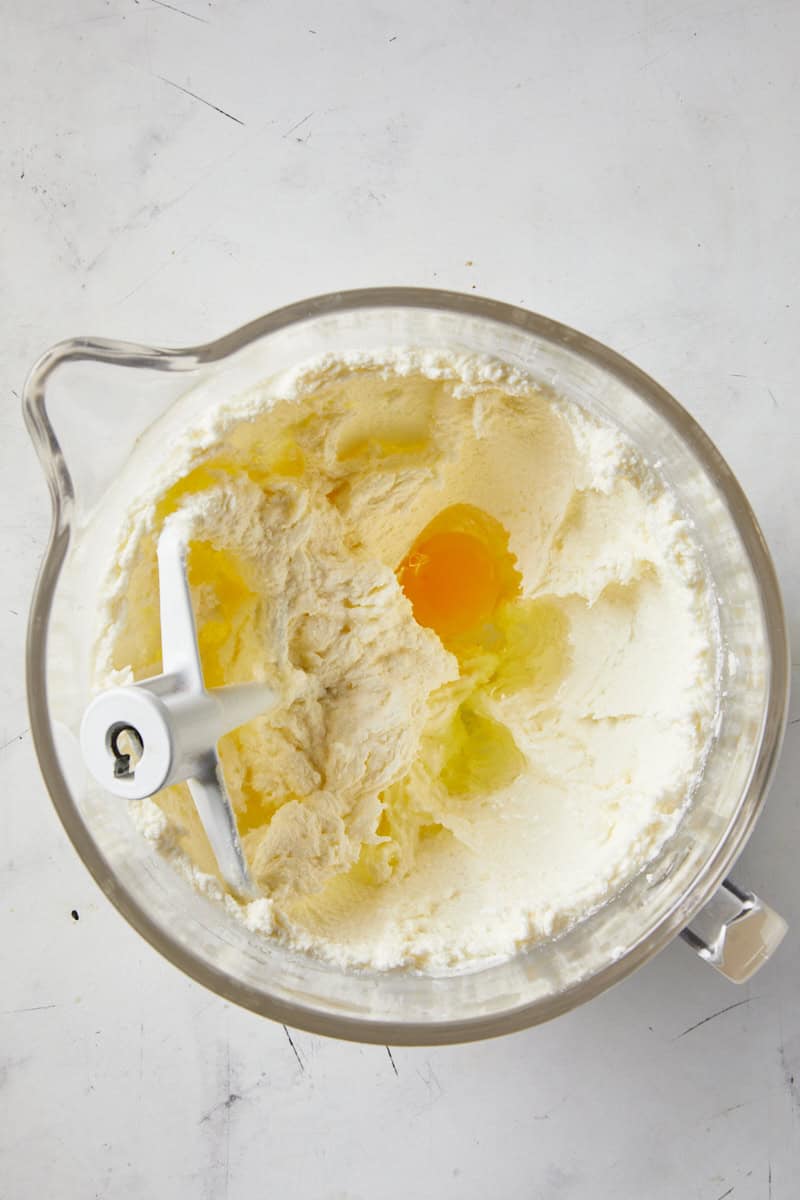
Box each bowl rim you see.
[23,286,790,1044]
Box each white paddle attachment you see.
[81,523,276,896]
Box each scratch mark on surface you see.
[715,1188,734,1200]
[223,1039,232,1198]
[45,12,124,30]
[717,1101,747,1117]
[283,1025,304,1072]
[414,1060,443,1111]
[156,76,244,125]
[639,45,681,71]
[199,1090,242,1124]
[0,729,28,753]
[788,717,800,726]
[113,221,212,306]
[85,246,108,274]
[114,268,165,307]
[768,1162,772,1199]
[30,191,81,269]
[2,1003,57,1015]
[386,1046,399,1076]
[676,997,753,1038]
[152,0,210,21]
[139,1022,144,1089]
[283,111,313,138]
[767,388,778,408]
[121,134,248,236]
[779,1045,799,1116]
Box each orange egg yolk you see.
[399,531,500,639]
[397,504,521,643]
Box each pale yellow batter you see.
[95,352,718,969]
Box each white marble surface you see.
[2,1,799,1196]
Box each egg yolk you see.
[397,504,521,643]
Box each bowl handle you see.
[681,878,787,982]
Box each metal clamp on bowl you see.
[681,878,788,983]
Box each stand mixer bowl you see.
[24,289,789,1044]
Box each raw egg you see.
[397,503,521,644]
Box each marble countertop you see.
[2,1,798,1196]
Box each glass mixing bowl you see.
[24,289,790,1044]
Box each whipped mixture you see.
[94,351,719,970]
